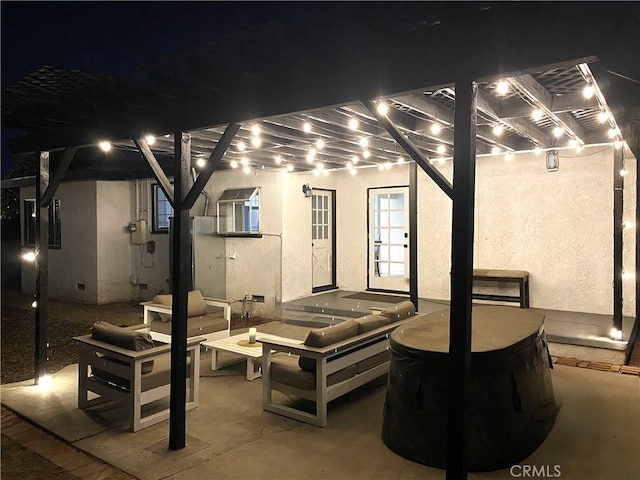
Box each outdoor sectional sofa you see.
[261,300,420,427]
[140,290,231,343]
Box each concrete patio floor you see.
[2,350,639,480]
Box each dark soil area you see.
[1,288,269,384]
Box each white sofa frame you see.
[75,329,203,432]
[261,316,415,427]
[140,296,231,343]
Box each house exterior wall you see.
[96,181,134,304]
[20,181,99,303]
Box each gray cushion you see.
[380,300,416,322]
[152,290,208,320]
[91,321,154,375]
[272,355,357,391]
[150,313,227,337]
[299,319,359,371]
[356,314,391,334]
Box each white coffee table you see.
[202,332,303,381]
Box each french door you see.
[312,190,335,291]
[368,186,409,292]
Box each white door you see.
[312,191,334,290]
[368,187,409,292]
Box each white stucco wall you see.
[20,181,99,303]
[96,181,134,304]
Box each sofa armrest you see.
[74,334,204,362]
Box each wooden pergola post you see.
[34,151,50,384]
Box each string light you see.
[99,141,112,152]
[303,122,312,133]
[492,125,504,136]
[614,140,623,149]
[385,161,392,170]
[31,300,37,308]
[436,145,446,155]
[376,103,389,115]
[378,164,385,171]
[583,84,595,99]
[144,135,156,145]
[362,150,371,159]
[397,156,405,164]
[243,165,251,174]
[240,157,249,166]
[230,160,238,169]
[598,111,608,124]
[607,128,618,139]
[237,141,246,152]
[348,118,359,130]
[491,146,501,155]
[359,137,369,148]
[274,155,282,164]
[350,168,357,176]
[251,124,261,136]
[534,146,542,156]
[352,155,359,164]
[316,139,325,150]
[532,109,543,121]
[196,158,206,168]
[553,127,564,138]
[251,137,261,148]
[316,162,325,171]
[430,122,442,135]
[287,164,294,172]
[496,80,509,96]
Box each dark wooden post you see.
[409,161,418,310]
[446,79,477,480]
[613,147,623,333]
[34,151,50,384]
[169,132,192,450]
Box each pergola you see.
[3,3,640,478]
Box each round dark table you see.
[382,305,558,471]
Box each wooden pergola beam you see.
[134,138,175,207]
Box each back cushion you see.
[91,321,155,374]
[380,300,416,322]
[299,319,359,371]
[356,314,391,334]
[152,290,208,319]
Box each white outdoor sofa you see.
[75,322,203,432]
[140,289,231,343]
[261,300,420,427]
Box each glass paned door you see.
[368,187,409,292]
[312,191,334,289]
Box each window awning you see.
[217,187,258,203]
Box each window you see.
[216,187,260,236]
[152,184,173,233]
[23,198,62,248]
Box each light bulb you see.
[397,156,405,164]
[569,139,578,148]
[348,118,359,130]
[438,158,445,165]
[505,152,513,161]
[303,122,312,133]
[145,135,156,145]
[274,155,282,164]
[553,127,564,138]
[308,147,316,158]
[196,158,206,168]
[376,103,389,115]
[99,141,112,152]
[437,145,446,155]
[619,169,628,177]
[240,157,249,166]
[352,155,359,164]
[31,300,37,308]
[316,139,325,150]
[316,162,325,171]
[583,84,595,99]
[22,252,36,262]
[491,146,501,155]
[534,146,542,156]
[492,125,504,136]
[496,80,509,95]
[385,161,392,170]
[243,165,251,174]
[598,111,608,124]
[251,124,261,136]
[614,140,623,149]
[608,128,618,139]
[363,150,371,159]
[251,137,261,147]
[532,109,543,121]
[378,164,385,171]
[287,164,294,172]
[350,168,357,176]
[237,141,246,151]
[230,160,238,169]
[359,137,369,148]
[430,122,441,135]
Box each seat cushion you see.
[380,300,416,322]
[91,321,154,374]
[272,355,357,391]
[90,352,191,391]
[356,314,391,334]
[299,319,359,371]
[150,313,227,337]
[152,290,209,320]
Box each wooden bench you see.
[472,269,530,308]
[261,300,420,427]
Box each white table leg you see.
[246,357,262,381]
[211,348,220,371]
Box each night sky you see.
[1,1,321,176]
